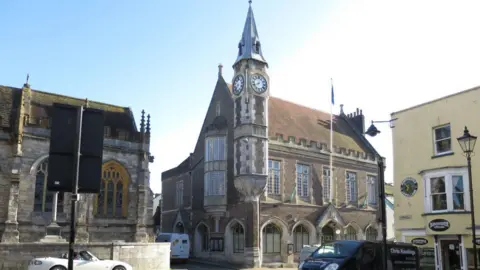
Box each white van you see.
[156,233,190,262]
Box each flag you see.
[331,79,335,105]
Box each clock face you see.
[232,75,244,95]
[251,74,268,93]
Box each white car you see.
[28,250,133,270]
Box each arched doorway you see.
[194,223,210,254]
[321,226,335,243]
[293,225,309,252]
[174,222,185,233]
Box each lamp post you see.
[457,126,478,270]
[365,119,397,270]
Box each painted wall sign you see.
[400,177,418,197]
[411,238,428,245]
[428,219,450,232]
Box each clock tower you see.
[232,1,269,267]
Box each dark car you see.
[298,240,419,270]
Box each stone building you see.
[161,2,383,267]
[0,81,155,243]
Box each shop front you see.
[423,214,474,270]
[405,235,435,270]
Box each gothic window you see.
[197,224,209,251]
[322,167,333,203]
[293,225,309,252]
[176,181,184,207]
[366,227,378,241]
[268,160,281,195]
[94,160,129,218]
[296,164,309,197]
[205,136,226,161]
[346,171,358,203]
[262,224,281,254]
[367,175,377,205]
[232,223,244,253]
[33,158,64,213]
[345,226,357,240]
[210,237,224,252]
[204,171,225,196]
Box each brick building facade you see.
[0,82,155,243]
[161,2,382,267]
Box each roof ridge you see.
[270,96,337,117]
[0,85,129,110]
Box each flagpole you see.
[330,78,334,206]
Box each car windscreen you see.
[312,241,361,258]
[156,234,172,242]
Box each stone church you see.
[161,2,383,267]
[0,81,154,243]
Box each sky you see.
[2,1,480,193]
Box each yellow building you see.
[392,86,480,270]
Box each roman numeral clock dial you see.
[251,74,267,94]
[232,75,245,95]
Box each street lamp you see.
[457,126,478,270]
[364,119,397,270]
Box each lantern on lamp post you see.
[457,126,478,270]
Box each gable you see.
[316,204,346,228]
[190,77,233,165]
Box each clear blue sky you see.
[5,1,480,193]
[1,0,330,192]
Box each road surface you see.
[171,261,230,269]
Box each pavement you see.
[171,260,297,270]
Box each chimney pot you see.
[356,108,360,115]
[360,109,363,115]
[218,63,223,77]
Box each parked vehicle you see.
[27,250,132,270]
[156,233,190,262]
[298,240,419,270]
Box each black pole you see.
[67,106,83,270]
[468,155,478,269]
[378,157,388,270]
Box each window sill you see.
[431,151,454,159]
[422,211,471,216]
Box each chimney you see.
[346,107,365,134]
[218,63,223,78]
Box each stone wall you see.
[0,242,170,270]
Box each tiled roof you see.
[225,83,369,154]
[0,85,138,134]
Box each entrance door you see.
[440,240,462,270]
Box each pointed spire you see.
[233,0,268,67]
[140,110,145,133]
[146,114,151,134]
[24,73,30,88]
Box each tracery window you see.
[293,225,309,252]
[33,158,64,213]
[345,226,357,240]
[94,160,129,218]
[366,227,378,241]
[262,224,281,254]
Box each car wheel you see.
[50,266,67,270]
[113,266,126,270]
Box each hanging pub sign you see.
[428,219,450,232]
[411,238,428,245]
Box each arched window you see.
[322,226,335,243]
[293,225,310,252]
[366,227,378,241]
[34,158,64,213]
[232,223,244,253]
[262,224,281,254]
[345,226,357,240]
[197,224,209,251]
[94,160,129,218]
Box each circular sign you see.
[401,177,418,197]
[428,219,450,232]
[411,238,428,245]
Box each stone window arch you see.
[345,226,357,240]
[33,158,64,213]
[293,225,309,252]
[195,223,210,252]
[232,223,244,253]
[366,226,378,241]
[93,160,130,218]
[262,223,281,254]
